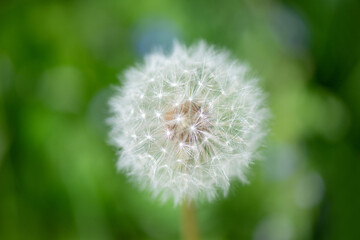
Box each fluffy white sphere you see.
[109,41,268,204]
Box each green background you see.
[1,0,360,239]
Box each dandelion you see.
[108,41,268,205]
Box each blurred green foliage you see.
[1,0,360,239]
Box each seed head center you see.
[164,100,210,144]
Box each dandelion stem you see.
[182,199,200,240]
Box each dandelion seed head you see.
[108,41,269,204]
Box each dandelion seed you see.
[108,41,269,204]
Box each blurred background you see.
[1,0,360,239]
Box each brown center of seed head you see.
[164,100,211,144]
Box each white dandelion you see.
[108,41,268,205]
